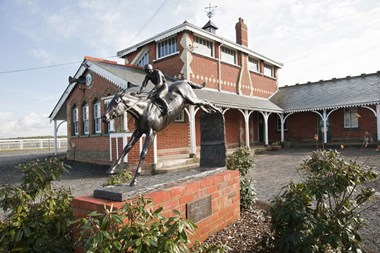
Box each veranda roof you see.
[195,89,283,113]
[270,72,380,113]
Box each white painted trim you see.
[117,22,283,68]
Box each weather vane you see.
[205,2,217,20]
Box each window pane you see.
[194,36,213,57]
[83,104,89,134]
[94,102,101,134]
[137,52,149,67]
[221,47,236,64]
[264,63,274,77]
[249,57,259,72]
[73,107,78,135]
[344,108,358,128]
[158,37,177,58]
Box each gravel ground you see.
[1,147,379,252]
[250,147,380,253]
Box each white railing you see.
[0,138,68,151]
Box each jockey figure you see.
[138,64,169,115]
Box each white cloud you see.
[0,112,67,139]
[31,48,53,64]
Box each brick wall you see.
[72,170,240,251]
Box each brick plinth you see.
[72,170,240,251]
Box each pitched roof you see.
[195,89,283,113]
[49,58,157,121]
[49,57,283,122]
[117,21,283,68]
[270,72,380,113]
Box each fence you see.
[0,138,68,151]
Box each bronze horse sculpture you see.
[102,80,220,186]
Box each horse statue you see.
[102,80,221,186]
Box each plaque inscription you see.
[186,195,212,223]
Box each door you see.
[318,117,332,142]
[258,114,264,143]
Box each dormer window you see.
[264,63,275,78]
[221,46,236,65]
[248,57,259,72]
[157,36,177,59]
[193,36,213,57]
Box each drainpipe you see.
[217,41,224,91]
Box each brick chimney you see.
[235,18,248,47]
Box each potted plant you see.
[270,141,282,151]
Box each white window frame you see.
[82,103,89,135]
[72,106,78,136]
[264,63,275,78]
[344,107,359,128]
[104,99,115,133]
[94,101,101,134]
[174,111,185,122]
[248,57,260,73]
[193,36,213,57]
[137,51,149,67]
[157,36,177,59]
[221,46,237,65]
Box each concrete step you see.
[155,154,199,174]
[154,162,200,174]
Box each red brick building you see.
[49,18,380,167]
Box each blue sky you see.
[1,0,379,138]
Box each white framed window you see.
[221,46,236,65]
[72,106,78,136]
[157,36,177,59]
[174,111,185,122]
[193,36,213,57]
[248,57,259,72]
[137,51,149,67]
[264,63,275,78]
[82,103,89,135]
[344,107,359,128]
[104,99,115,133]
[94,101,101,134]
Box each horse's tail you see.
[187,81,206,89]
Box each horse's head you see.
[102,90,127,123]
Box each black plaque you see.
[200,112,226,168]
[186,195,212,223]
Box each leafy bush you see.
[227,147,257,209]
[0,158,73,252]
[265,149,378,252]
[191,241,230,253]
[103,169,132,186]
[76,196,197,253]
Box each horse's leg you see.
[130,130,156,186]
[107,130,142,174]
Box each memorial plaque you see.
[186,195,212,223]
[200,112,226,168]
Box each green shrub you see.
[0,158,73,252]
[103,169,132,186]
[227,147,257,209]
[76,196,197,253]
[191,241,230,253]
[265,149,378,252]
